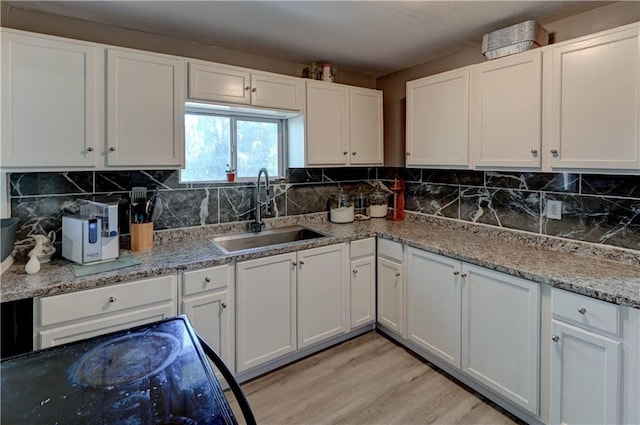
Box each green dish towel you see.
[69,253,141,277]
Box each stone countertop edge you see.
[1,212,639,309]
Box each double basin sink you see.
[212,225,328,253]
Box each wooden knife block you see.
[131,222,154,251]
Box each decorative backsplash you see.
[7,168,640,252]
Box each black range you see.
[1,316,236,425]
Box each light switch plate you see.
[547,200,562,220]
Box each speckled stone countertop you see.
[2,213,639,309]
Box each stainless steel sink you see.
[211,225,328,253]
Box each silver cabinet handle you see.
[461,273,467,278]
[86,147,94,152]
[292,261,297,266]
[550,149,559,156]
[109,147,116,152]
[453,271,460,276]
[352,152,357,156]
[395,272,401,277]
[343,151,348,155]
[221,302,227,309]
[108,296,117,303]
[405,152,411,157]
[578,307,587,314]
[299,260,304,265]
[552,335,559,342]
[353,269,358,274]
[531,149,538,155]
[204,277,211,283]
[244,86,250,91]
[251,87,257,93]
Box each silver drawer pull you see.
[453,271,460,276]
[461,273,467,278]
[204,277,211,283]
[552,335,559,342]
[395,272,401,277]
[353,269,358,274]
[221,302,227,309]
[578,307,587,314]
[108,296,117,303]
[292,261,297,266]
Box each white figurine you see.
[25,254,40,274]
[28,233,56,264]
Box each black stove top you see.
[1,316,236,425]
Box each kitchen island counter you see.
[2,212,639,308]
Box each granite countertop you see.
[2,213,639,309]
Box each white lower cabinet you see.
[377,239,404,335]
[549,288,623,425]
[349,238,376,328]
[35,275,177,348]
[236,252,297,372]
[180,264,235,376]
[297,244,349,348]
[461,264,540,415]
[406,248,461,368]
[236,243,349,372]
[405,247,540,415]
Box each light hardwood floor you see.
[227,332,522,425]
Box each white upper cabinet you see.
[305,81,350,165]
[106,48,185,167]
[304,81,383,167]
[543,23,640,171]
[188,60,304,111]
[471,51,542,169]
[349,87,384,165]
[406,68,470,168]
[250,71,305,111]
[1,29,102,168]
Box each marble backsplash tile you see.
[7,169,640,252]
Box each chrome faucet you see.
[252,168,270,232]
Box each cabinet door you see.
[406,68,470,167]
[377,257,404,335]
[297,243,348,348]
[461,264,540,414]
[106,48,185,167]
[471,51,542,168]
[349,87,384,165]
[188,61,251,104]
[236,253,297,372]
[182,290,234,375]
[305,81,349,166]
[1,30,100,168]
[406,248,461,368]
[39,303,175,348]
[545,25,640,170]
[350,256,375,329]
[251,72,304,111]
[550,320,621,425]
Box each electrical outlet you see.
[547,200,562,220]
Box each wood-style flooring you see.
[227,332,521,425]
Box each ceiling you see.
[5,1,614,77]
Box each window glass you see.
[181,111,284,183]
[237,119,279,178]
[182,113,230,182]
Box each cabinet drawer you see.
[552,288,620,336]
[377,238,403,262]
[182,265,231,296]
[39,275,176,327]
[350,238,375,259]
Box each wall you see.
[0,2,375,88]
[377,1,640,166]
[8,169,639,251]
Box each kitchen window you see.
[181,107,285,182]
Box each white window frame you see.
[181,105,287,183]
